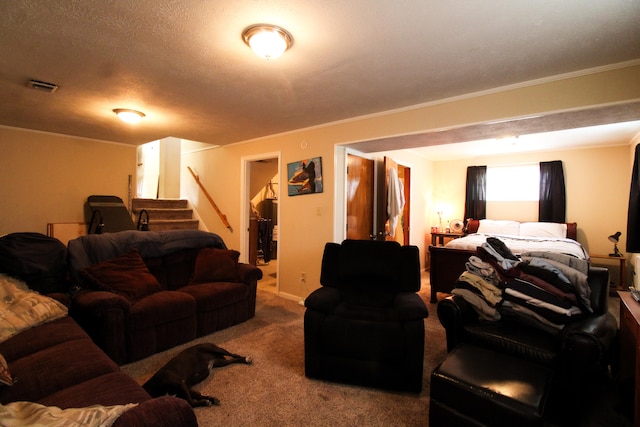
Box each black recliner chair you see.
[304,239,429,393]
[436,265,618,412]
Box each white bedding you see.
[444,233,589,260]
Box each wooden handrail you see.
[187,166,233,232]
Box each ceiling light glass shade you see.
[113,108,145,124]
[242,24,292,60]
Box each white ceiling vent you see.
[27,79,59,93]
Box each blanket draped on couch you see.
[67,229,226,285]
[0,401,137,427]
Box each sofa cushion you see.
[128,291,196,331]
[146,248,200,290]
[81,250,162,303]
[0,338,119,404]
[179,282,249,311]
[0,317,87,363]
[190,248,240,284]
[38,371,151,408]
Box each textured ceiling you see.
[0,0,639,149]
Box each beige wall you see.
[433,145,631,255]
[1,64,639,298]
[182,64,638,299]
[0,126,136,237]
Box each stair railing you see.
[187,166,233,232]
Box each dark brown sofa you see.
[0,232,196,426]
[67,229,262,364]
[0,316,197,427]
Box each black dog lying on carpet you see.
[142,343,252,407]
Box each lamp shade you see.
[609,231,622,243]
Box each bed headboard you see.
[465,219,577,241]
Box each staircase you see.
[131,198,199,231]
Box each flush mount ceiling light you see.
[242,24,293,60]
[113,108,145,124]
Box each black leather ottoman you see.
[430,344,553,427]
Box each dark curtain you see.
[539,161,566,223]
[627,144,640,252]
[464,166,486,220]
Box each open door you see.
[346,153,375,240]
[383,157,410,245]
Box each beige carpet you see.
[121,273,446,427]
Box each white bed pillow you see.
[519,222,567,238]
[476,219,520,236]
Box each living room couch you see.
[0,232,196,426]
[67,229,262,364]
[0,316,197,427]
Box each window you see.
[486,164,539,201]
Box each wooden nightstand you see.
[430,232,463,246]
[618,290,640,425]
[590,254,626,291]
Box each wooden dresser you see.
[618,290,640,425]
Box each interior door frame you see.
[335,145,380,242]
[240,151,281,285]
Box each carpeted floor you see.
[121,272,632,427]
[121,273,446,426]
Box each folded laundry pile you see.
[452,237,591,334]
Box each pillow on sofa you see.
[0,273,68,344]
[0,353,14,386]
[81,250,162,303]
[190,248,240,284]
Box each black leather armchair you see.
[304,239,429,393]
[437,266,618,396]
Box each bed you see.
[428,219,586,303]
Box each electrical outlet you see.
[300,272,306,283]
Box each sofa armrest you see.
[561,311,618,386]
[392,293,429,321]
[238,262,263,283]
[304,287,341,313]
[113,396,197,427]
[437,295,480,352]
[70,290,131,364]
[46,292,71,308]
[587,266,610,315]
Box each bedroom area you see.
[425,142,634,281]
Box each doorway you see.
[241,153,281,295]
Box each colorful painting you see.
[287,157,323,196]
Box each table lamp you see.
[608,231,622,257]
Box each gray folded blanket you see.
[68,229,226,285]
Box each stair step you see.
[132,208,193,220]
[147,219,199,231]
[132,198,188,210]
[131,198,199,231]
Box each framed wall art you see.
[287,157,323,196]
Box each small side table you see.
[431,232,463,246]
[590,254,626,291]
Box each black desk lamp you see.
[608,231,622,257]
